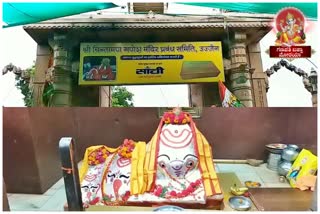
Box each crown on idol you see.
[286,12,295,20]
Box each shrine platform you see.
[7,163,291,211]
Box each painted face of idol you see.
[157,124,199,179]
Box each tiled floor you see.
[7,163,290,211]
[217,163,288,186]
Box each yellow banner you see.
[79,42,225,85]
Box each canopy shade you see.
[3,2,118,28]
[177,2,318,19]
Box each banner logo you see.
[270,7,311,58]
[79,42,225,85]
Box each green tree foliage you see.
[42,82,54,107]
[14,64,134,107]
[15,64,34,107]
[111,86,134,107]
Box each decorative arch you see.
[265,59,316,94]
[2,63,24,76]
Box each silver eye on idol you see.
[186,160,194,167]
[158,154,169,168]
[159,161,166,168]
[184,154,198,169]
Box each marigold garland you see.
[118,139,135,159]
[163,109,191,125]
[88,147,110,165]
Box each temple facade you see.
[22,7,286,107]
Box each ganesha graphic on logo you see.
[275,7,306,46]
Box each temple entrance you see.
[20,6,272,107]
[267,70,312,107]
[2,3,317,107]
[265,59,317,107]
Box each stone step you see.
[158,107,202,118]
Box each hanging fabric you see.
[177,3,317,20]
[3,2,118,28]
[218,81,244,107]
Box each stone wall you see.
[3,107,317,193]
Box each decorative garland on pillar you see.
[2,63,34,107]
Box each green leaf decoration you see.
[103,196,111,202]
[42,83,54,107]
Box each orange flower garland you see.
[88,147,110,165]
[163,108,191,125]
[118,139,135,159]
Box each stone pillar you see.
[248,43,268,107]
[189,84,203,107]
[33,45,51,107]
[310,70,317,107]
[303,69,317,107]
[48,34,75,107]
[100,86,112,107]
[229,33,254,107]
[312,94,317,107]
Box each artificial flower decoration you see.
[88,146,109,165]
[153,179,202,199]
[118,139,135,159]
[163,107,191,125]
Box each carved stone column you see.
[33,45,51,106]
[189,84,203,107]
[248,43,268,107]
[310,69,317,107]
[48,34,75,107]
[303,69,317,107]
[229,33,254,107]
[100,86,112,107]
[312,94,317,107]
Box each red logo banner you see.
[269,46,311,58]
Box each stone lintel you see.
[234,32,247,43]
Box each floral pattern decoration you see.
[88,146,110,165]
[153,179,202,199]
[118,139,135,159]
[163,108,191,125]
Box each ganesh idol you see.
[127,107,223,208]
[79,140,141,207]
[275,12,306,46]
[79,108,223,209]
